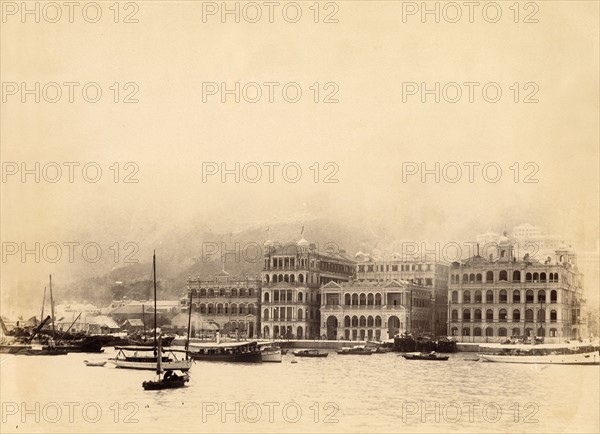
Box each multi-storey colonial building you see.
[320,279,434,341]
[261,238,355,339]
[448,233,587,343]
[182,270,260,338]
[354,252,449,336]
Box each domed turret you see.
[297,237,309,247]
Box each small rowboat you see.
[402,351,449,361]
[292,349,328,358]
[84,360,107,367]
[143,371,189,390]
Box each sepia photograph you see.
[1,1,599,433]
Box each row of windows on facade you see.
[326,293,431,308]
[263,290,319,303]
[450,289,559,304]
[265,257,353,274]
[189,288,256,298]
[193,304,256,315]
[450,271,561,284]
[358,263,434,273]
[450,327,562,337]
[450,308,562,322]
[262,307,318,321]
[358,278,434,286]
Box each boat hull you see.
[143,377,188,390]
[261,351,282,362]
[480,350,600,365]
[189,352,262,363]
[110,359,192,371]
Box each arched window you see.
[486,271,494,282]
[538,309,545,322]
[344,293,351,305]
[352,294,359,306]
[351,316,358,327]
[498,328,507,337]
[451,291,458,303]
[486,309,494,322]
[512,270,521,282]
[263,309,269,321]
[375,294,382,305]
[499,290,507,303]
[526,290,534,303]
[485,327,494,337]
[550,310,557,322]
[200,288,207,297]
[298,292,303,303]
[532,272,539,282]
[359,294,367,306]
[367,316,374,327]
[290,274,295,283]
[451,310,459,321]
[462,328,470,336]
[217,303,224,315]
[550,290,557,303]
[499,309,507,322]
[499,270,508,281]
[538,290,546,303]
[462,274,468,283]
[264,292,270,302]
[537,327,545,337]
[549,328,558,337]
[525,273,532,282]
[469,273,475,283]
[297,309,303,321]
[512,328,520,337]
[367,294,374,305]
[208,304,214,314]
[209,288,215,297]
[451,327,458,336]
[359,316,366,327]
[540,272,546,282]
[231,288,237,297]
[476,273,482,283]
[375,316,382,327]
[513,290,521,303]
[200,304,206,314]
[230,304,238,315]
[513,309,521,322]
[463,309,471,321]
[474,327,482,336]
[474,290,482,303]
[344,316,350,327]
[463,290,471,303]
[525,309,534,321]
[284,274,289,283]
[474,309,482,321]
[299,274,304,283]
[239,304,245,315]
[220,288,226,297]
[486,290,494,303]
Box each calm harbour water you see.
[1,347,598,433]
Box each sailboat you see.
[110,252,192,371]
[142,334,189,390]
[23,277,67,356]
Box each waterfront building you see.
[354,252,449,336]
[261,238,355,339]
[320,279,434,341]
[448,232,588,343]
[182,270,260,338]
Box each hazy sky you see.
[2,2,598,311]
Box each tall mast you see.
[142,304,146,336]
[40,286,46,326]
[186,290,193,356]
[153,251,157,350]
[49,275,56,338]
